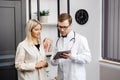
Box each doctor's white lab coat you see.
[15,39,47,80]
[51,31,91,80]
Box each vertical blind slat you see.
[113,0,119,60]
[118,0,120,61]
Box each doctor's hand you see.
[61,53,71,59]
[35,60,48,69]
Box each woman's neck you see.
[32,38,39,45]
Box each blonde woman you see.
[15,19,48,80]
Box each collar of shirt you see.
[61,30,74,39]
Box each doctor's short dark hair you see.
[58,13,72,25]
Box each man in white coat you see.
[50,13,91,80]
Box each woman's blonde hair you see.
[25,19,42,44]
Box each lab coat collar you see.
[66,30,75,40]
[22,39,41,55]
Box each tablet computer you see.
[53,50,71,59]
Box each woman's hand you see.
[43,38,53,52]
[35,60,48,69]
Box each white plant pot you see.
[40,16,48,23]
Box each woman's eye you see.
[34,29,39,31]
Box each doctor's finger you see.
[60,54,68,59]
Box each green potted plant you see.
[40,10,49,16]
[39,10,49,23]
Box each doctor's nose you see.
[61,28,65,31]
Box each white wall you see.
[26,0,101,80]
[70,0,101,80]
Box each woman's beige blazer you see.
[15,39,47,80]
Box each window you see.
[102,0,120,62]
